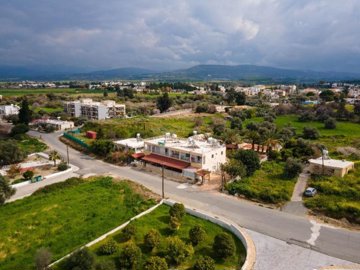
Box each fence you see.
[63,132,89,149]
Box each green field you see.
[305,162,360,223]
[17,135,48,154]
[226,161,297,204]
[83,204,246,270]
[0,177,157,270]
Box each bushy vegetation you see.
[305,163,360,223]
[193,256,216,270]
[213,233,236,259]
[189,225,207,246]
[226,161,297,204]
[0,177,156,270]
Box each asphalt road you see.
[28,131,360,264]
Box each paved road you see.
[28,131,360,264]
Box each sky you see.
[0,0,360,73]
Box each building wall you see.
[309,163,354,178]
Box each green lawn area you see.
[16,135,47,155]
[83,114,223,139]
[0,177,157,270]
[33,106,64,114]
[80,204,246,270]
[304,162,360,224]
[226,161,297,204]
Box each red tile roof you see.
[131,153,145,159]
[141,153,190,170]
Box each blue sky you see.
[0,0,359,72]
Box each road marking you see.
[307,220,321,246]
[176,183,189,189]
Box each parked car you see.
[304,187,317,197]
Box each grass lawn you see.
[81,204,246,270]
[33,106,64,114]
[83,114,223,139]
[16,135,47,154]
[0,177,157,270]
[304,162,360,224]
[226,161,297,204]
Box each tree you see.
[233,150,260,176]
[193,256,216,270]
[18,99,32,125]
[354,103,360,116]
[90,140,114,157]
[319,90,335,102]
[212,233,236,259]
[221,160,246,179]
[245,130,260,150]
[144,256,168,270]
[169,203,186,220]
[156,92,172,113]
[165,236,194,265]
[234,91,246,105]
[302,127,320,140]
[0,175,15,205]
[96,127,105,140]
[103,90,108,97]
[49,150,60,166]
[230,117,242,130]
[189,225,207,246]
[144,229,161,251]
[119,242,142,269]
[65,248,95,270]
[122,223,137,241]
[169,216,181,231]
[284,158,303,179]
[23,170,34,180]
[99,239,118,255]
[11,123,29,137]
[35,248,52,270]
[0,140,26,165]
[324,118,336,129]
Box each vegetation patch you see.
[226,161,297,204]
[305,163,360,224]
[0,177,157,270]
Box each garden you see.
[55,203,246,270]
[0,177,158,270]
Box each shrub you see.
[324,118,336,129]
[221,160,247,179]
[0,175,15,204]
[95,261,116,270]
[0,140,26,166]
[302,127,320,140]
[189,225,207,246]
[144,256,168,270]
[169,216,181,231]
[99,239,118,255]
[284,158,303,179]
[57,162,69,171]
[65,248,95,270]
[165,236,194,265]
[23,170,34,180]
[193,256,216,270]
[90,139,114,157]
[118,242,142,269]
[169,203,186,220]
[213,233,236,259]
[144,229,161,250]
[122,223,136,241]
[11,123,29,136]
[267,150,280,161]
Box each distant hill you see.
[0,64,359,82]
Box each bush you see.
[98,239,118,255]
[221,160,247,179]
[189,225,207,246]
[324,118,337,129]
[144,256,168,270]
[0,140,26,166]
[65,248,95,270]
[193,256,216,270]
[0,175,15,204]
[11,123,30,136]
[57,162,69,171]
[122,223,136,241]
[23,170,34,180]
[233,150,260,176]
[165,236,194,265]
[144,229,161,250]
[169,203,186,220]
[213,233,236,259]
[169,216,181,231]
[284,158,303,179]
[95,261,116,270]
[118,242,142,269]
[302,127,320,140]
[90,139,114,157]
[267,150,280,161]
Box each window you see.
[212,154,214,158]
[165,148,169,156]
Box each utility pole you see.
[66,145,70,165]
[162,165,165,199]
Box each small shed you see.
[86,131,97,139]
[308,158,355,177]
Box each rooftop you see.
[114,137,145,149]
[309,157,354,169]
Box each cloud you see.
[0,0,359,72]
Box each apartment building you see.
[64,98,126,120]
[0,104,20,117]
[141,133,226,173]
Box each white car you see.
[304,187,317,197]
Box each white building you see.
[64,98,126,120]
[31,119,75,131]
[114,134,145,153]
[308,157,354,178]
[0,104,20,117]
[142,133,226,173]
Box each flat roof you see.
[144,135,225,155]
[114,138,144,149]
[309,158,354,169]
[141,153,190,170]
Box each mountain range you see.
[1,64,360,83]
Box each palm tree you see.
[265,136,281,153]
[49,150,60,166]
